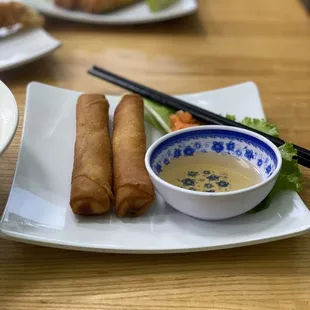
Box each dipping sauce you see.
[159,152,262,193]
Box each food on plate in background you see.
[54,0,77,9]
[113,94,155,217]
[54,0,140,13]
[146,0,179,12]
[0,1,44,28]
[70,94,114,215]
[54,0,180,13]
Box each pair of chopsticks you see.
[88,65,310,169]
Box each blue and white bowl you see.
[145,125,282,220]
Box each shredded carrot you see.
[170,110,201,131]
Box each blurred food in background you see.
[54,0,180,13]
[0,1,44,28]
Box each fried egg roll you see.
[113,94,155,217]
[70,94,113,215]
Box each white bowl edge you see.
[0,81,19,155]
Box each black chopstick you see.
[88,65,310,168]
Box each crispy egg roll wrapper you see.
[70,94,113,215]
[113,94,155,217]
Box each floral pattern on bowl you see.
[150,128,278,180]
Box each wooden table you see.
[1,1,310,309]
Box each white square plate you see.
[21,0,197,24]
[0,28,61,72]
[1,82,309,253]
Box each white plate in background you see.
[0,81,309,253]
[0,28,61,72]
[21,0,197,24]
[0,81,18,154]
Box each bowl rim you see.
[145,125,282,197]
[0,81,19,155]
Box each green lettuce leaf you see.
[225,115,302,214]
[143,99,175,134]
[146,0,180,12]
[226,114,236,121]
[240,117,280,137]
[248,142,302,213]
[226,114,279,137]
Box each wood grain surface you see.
[1,0,310,309]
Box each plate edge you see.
[1,225,310,254]
[23,0,198,25]
[0,29,61,72]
